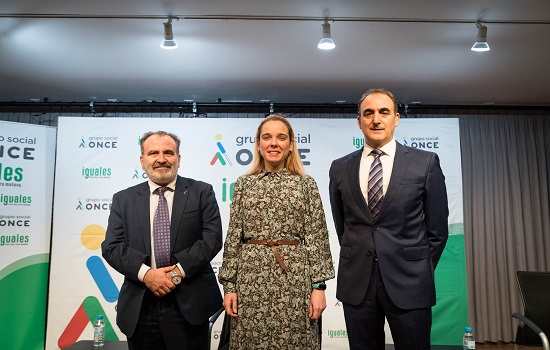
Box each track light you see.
[317,18,336,51]
[161,16,177,50]
[471,22,490,52]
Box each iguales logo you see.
[0,193,31,206]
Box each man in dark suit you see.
[329,89,449,350]
[102,131,222,350]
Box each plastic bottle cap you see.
[464,326,473,333]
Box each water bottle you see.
[463,326,475,349]
[93,315,105,348]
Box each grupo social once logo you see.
[79,136,119,150]
[132,169,148,180]
[0,135,36,160]
[76,198,112,212]
[57,224,120,348]
[0,215,32,246]
[400,136,440,150]
[212,131,312,167]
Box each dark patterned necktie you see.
[153,186,171,267]
[368,149,384,216]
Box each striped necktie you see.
[367,149,384,216]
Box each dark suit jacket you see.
[329,142,448,310]
[102,175,223,337]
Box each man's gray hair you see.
[139,131,181,154]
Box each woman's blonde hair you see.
[247,114,304,176]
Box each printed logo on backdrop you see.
[327,329,348,339]
[352,136,365,149]
[0,134,37,159]
[0,215,31,246]
[57,224,119,348]
[399,136,440,150]
[214,131,313,203]
[132,168,148,181]
[0,132,37,246]
[212,132,312,168]
[210,259,222,277]
[0,193,32,206]
[0,134,36,188]
[352,136,440,150]
[78,136,119,150]
[210,135,232,166]
[81,166,112,179]
[0,163,24,187]
[76,198,112,211]
[0,215,31,228]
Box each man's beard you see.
[147,166,177,184]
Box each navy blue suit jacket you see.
[102,175,223,337]
[329,142,449,309]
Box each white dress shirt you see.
[137,178,185,281]
[359,139,397,205]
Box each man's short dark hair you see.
[357,88,398,114]
[139,131,181,154]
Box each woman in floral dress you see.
[219,114,334,349]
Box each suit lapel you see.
[377,142,409,220]
[346,149,373,223]
[136,182,151,256]
[171,176,189,250]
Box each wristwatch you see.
[170,269,182,285]
[312,282,326,290]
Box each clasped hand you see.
[143,266,177,297]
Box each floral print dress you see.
[219,169,334,349]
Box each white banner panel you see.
[47,117,464,349]
[0,121,56,350]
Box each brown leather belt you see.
[245,239,299,273]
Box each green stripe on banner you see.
[0,253,49,281]
[432,227,468,345]
[0,258,49,350]
[448,223,464,236]
[82,296,119,341]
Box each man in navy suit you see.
[329,89,449,350]
[102,131,222,350]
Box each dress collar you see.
[147,177,177,194]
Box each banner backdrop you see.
[0,121,56,350]
[46,117,465,349]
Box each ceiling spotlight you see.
[161,16,177,50]
[471,22,490,52]
[317,18,336,50]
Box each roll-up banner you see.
[0,121,56,350]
